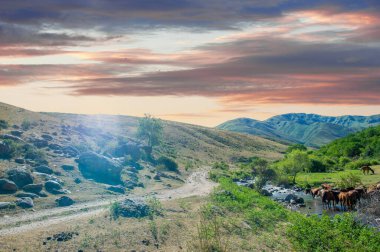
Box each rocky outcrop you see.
[112,143,142,160]
[114,199,150,218]
[107,185,126,194]
[56,196,75,207]
[61,165,75,171]
[0,134,25,142]
[62,146,79,158]
[41,134,53,141]
[10,130,23,137]
[23,183,43,193]
[0,140,11,159]
[0,202,14,209]
[16,197,34,208]
[0,179,18,194]
[15,192,40,199]
[77,152,123,184]
[29,138,48,148]
[7,168,33,188]
[34,165,54,174]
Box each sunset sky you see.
[0,0,379,126]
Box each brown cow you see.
[321,190,337,209]
[310,188,321,199]
[347,190,359,210]
[338,191,349,211]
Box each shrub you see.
[336,172,362,189]
[157,156,179,173]
[212,161,229,170]
[0,119,8,129]
[287,213,380,252]
[110,201,121,219]
[21,120,32,131]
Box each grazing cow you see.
[321,190,337,209]
[361,165,375,175]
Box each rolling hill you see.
[217,113,380,147]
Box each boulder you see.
[77,152,123,184]
[15,192,40,199]
[10,130,23,137]
[45,180,64,194]
[23,183,43,193]
[61,165,75,171]
[37,190,48,197]
[284,194,304,204]
[7,168,33,188]
[0,202,14,209]
[55,196,75,207]
[107,185,126,194]
[34,165,54,174]
[15,158,25,164]
[30,138,48,148]
[115,199,150,218]
[41,134,53,141]
[0,179,18,194]
[74,178,81,184]
[261,189,273,197]
[112,143,142,160]
[0,141,11,159]
[124,180,144,190]
[48,144,62,150]
[0,134,25,142]
[33,172,63,184]
[16,197,34,208]
[62,146,79,158]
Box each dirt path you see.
[0,170,216,236]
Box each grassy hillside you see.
[0,101,285,212]
[217,113,380,147]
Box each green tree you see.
[137,114,163,156]
[286,144,307,154]
[281,150,311,184]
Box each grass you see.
[296,165,380,187]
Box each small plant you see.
[212,161,229,170]
[0,119,8,130]
[21,120,31,131]
[147,197,164,218]
[110,201,121,219]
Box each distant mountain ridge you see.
[217,113,380,147]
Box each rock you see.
[153,173,161,181]
[33,172,63,184]
[124,180,143,190]
[37,190,49,197]
[74,178,81,184]
[30,138,48,148]
[0,178,18,194]
[15,158,25,164]
[34,165,54,174]
[107,185,126,194]
[62,146,79,158]
[0,141,12,158]
[112,143,142,160]
[284,194,298,203]
[48,143,62,150]
[23,183,43,193]
[10,130,23,137]
[47,232,79,242]
[61,165,75,171]
[7,168,33,188]
[261,189,273,196]
[296,197,305,204]
[16,197,34,208]
[115,199,150,218]
[77,152,123,184]
[45,180,64,194]
[0,202,14,209]
[0,134,25,142]
[56,196,75,207]
[41,134,53,141]
[15,192,40,199]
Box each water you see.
[262,184,345,216]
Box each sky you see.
[0,0,379,126]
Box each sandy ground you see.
[0,169,216,236]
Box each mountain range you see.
[217,113,380,147]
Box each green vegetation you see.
[276,149,311,184]
[21,119,31,131]
[137,114,163,149]
[288,213,380,252]
[156,156,179,173]
[0,119,8,130]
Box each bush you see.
[212,161,229,170]
[21,120,32,131]
[157,156,179,173]
[0,119,8,129]
[336,172,362,189]
[110,202,121,219]
[287,213,380,252]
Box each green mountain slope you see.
[217,113,380,147]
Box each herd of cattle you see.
[305,183,380,211]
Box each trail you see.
[0,170,216,236]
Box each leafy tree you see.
[286,144,307,154]
[137,114,163,156]
[280,150,311,184]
